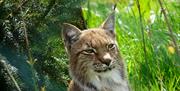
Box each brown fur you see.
[63,12,129,91]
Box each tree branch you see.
[0,59,21,91]
[6,0,29,18]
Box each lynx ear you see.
[101,12,115,36]
[62,23,81,47]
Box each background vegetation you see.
[0,0,179,91]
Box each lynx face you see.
[63,12,128,91]
[71,29,121,73]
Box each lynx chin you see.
[62,12,130,91]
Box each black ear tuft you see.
[101,11,115,35]
[62,23,81,47]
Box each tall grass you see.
[82,0,180,90]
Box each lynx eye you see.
[83,49,96,54]
[107,43,115,50]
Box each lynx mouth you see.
[93,66,115,73]
[94,67,113,73]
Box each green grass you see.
[82,0,180,91]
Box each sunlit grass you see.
[82,0,180,91]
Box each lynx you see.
[62,12,129,91]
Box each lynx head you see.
[62,12,123,76]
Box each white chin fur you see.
[89,69,129,91]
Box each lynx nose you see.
[103,59,111,66]
[102,53,112,66]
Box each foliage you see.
[0,0,85,91]
[0,0,179,91]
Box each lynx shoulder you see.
[62,12,129,91]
